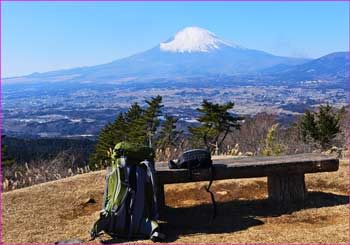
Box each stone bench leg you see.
[268,174,307,204]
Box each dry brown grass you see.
[2,159,349,244]
[2,152,92,192]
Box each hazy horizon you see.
[2,1,349,77]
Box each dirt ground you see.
[2,159,349,244]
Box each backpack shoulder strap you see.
[141,160,159,219]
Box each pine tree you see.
[125,102,146,144]
[90,96,164,168]
[125,102,143,121]
[317,104,340,149]
[143,95,164,147]
[299,110,318,143]
[90,112,126,168]
[189,100,243,153]
[1,135,15,167]
[156,115,183,151]
[298,104,340,150]
[336,106,348,147]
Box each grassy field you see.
[2,159,349,244]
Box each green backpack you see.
[113,141,155,164]
[90,142,164,241]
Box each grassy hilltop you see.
[2,158,349,244]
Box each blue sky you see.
[2,1,349,77]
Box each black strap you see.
[187,160,193,179]
[204,165,216,220]
[127,187,135,239]
[143,160,159,219]
[186,161,217,221]
[169,157,218,226]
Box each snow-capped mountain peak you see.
[160,26,239,53]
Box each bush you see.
[262,124,283,156]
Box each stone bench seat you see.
[154,153,339,206]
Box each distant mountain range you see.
[4,26,335,85]
[263,51,349,81]
[3,27,348,138]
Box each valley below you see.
[2,76,347,138]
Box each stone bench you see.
[154,153,339,206]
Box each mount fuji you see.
[5,27,309,84]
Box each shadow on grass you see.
[159,191,349,242]
[100,191,349,243]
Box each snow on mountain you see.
[160,27,240,53]
[4,26,311,84]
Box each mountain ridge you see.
[4,27,314,84]
[263,51,349,81]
